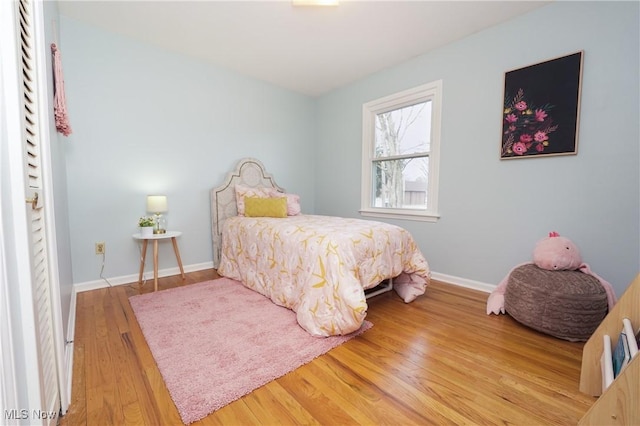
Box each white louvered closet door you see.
[16,0,60,420]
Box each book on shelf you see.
[622,317,638,359]
[612,325,631,377]
[601,334,614,392]
[600,318,639,391]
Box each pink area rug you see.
[129,278,372,424]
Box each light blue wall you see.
[44,1,75,340]
[60,16,316,283]
[315,1,640,296]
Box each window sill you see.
[359,209,440,223]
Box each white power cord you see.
[98,250,113,287]
[98,243,149,289]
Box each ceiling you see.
[57,1,550,97]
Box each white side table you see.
[132,231,185,291]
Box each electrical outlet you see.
[95,242,105,255]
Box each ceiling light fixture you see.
[292,0,339,6]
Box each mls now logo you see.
[4,409,58,420]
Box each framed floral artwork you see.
[501,51,583,159]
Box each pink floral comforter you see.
[217,215,430,337]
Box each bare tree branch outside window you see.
[373,102,430,209]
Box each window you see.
[360,80,442,222]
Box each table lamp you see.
[147,195,167,234]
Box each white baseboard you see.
[63,341,73,414]
[60,285,77,415]
[430,271,495,294]
[74,264,495,295]
[73,261,214,293]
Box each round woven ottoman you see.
[504,264,608,341]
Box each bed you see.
[211,158,430,337]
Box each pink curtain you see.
[51,43,72,136]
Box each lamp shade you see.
[147,195,167,213]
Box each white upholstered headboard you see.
[210,158,285,268]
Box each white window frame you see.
[360,80,442,222]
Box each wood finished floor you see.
[60,269,596,425]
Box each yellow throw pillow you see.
[244,196,288,218]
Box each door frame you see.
[0,0,68,418]
[33,0,70,413]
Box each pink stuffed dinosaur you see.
[486,232,617,315]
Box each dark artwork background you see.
[501,52,582,158]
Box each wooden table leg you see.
[138,240,148,288]
[153,239,159,292]
[171,237,186,279]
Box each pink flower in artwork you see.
[505,114,518,124]
[534,131,548,142]
[502,88,557,157]
[514,101,528,111]
[512,142,528,155]
[519,134,533,143]
[535,109,548,122]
